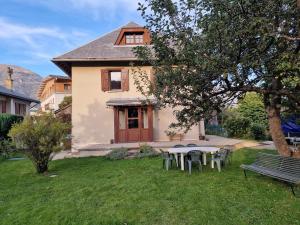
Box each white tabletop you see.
[168,146,220,154]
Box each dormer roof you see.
[52,22,150,76]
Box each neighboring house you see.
[37,75,71,112]
[52,22,205,151]
[0,69,40,116]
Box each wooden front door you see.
[114,106,153,143]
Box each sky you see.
[0,0,144,77]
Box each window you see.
[142,108,148,128]
[109,71,122,90]
[15,103,26,116]
[0,101,6,113]
[125,34,135,44]
[125,32,144,44]
[64,84,71,92]
[119,108,126,129]
[128,107,139,129]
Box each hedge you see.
[0,114,23,139]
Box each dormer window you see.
[125,32,144,44]
[115,27,151,45]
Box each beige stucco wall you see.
[72,66,201,150]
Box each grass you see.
[0,148,299,225]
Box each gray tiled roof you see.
[53,22,143,61]
[0,85,40,103]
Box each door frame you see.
[114,105,153,143]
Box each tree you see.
[134,0,300,157]
[58,96,72,110]
[236,93,268,128]
[9,114,70,173]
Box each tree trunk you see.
[35,162,48,174]
[266,106,290,156]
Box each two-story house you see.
[0,68,40,116]
[37,75,71,112]
[52,22,205,151]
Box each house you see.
[52,22,205,151]
[0,67,40,116]
[37,75,71,112]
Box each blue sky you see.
[0,0,144,76]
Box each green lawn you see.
[0,148,299,225]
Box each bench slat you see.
[241,153,300,185]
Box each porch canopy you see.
[106,97,157,107]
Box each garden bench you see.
[241,153,300,196]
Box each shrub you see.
[8,113,70,174]
[224,116,251,138]
[105,148,129,160]
[250,123,266,140]
[136,144,159,158]
[0,139,15,159]
[0,114,23,139]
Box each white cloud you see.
[0,17,91,62]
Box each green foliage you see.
[58,96,72,109]
[0,139,15,159]
[8,113,70,173]
[224,116,251,138]
[136,144,159,158]
[0,114,23,139]
[237,93,268,128]
[250,123,266,140]
[134,0,299,150]
[105,148,129,160]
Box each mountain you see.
[0,64,43,99]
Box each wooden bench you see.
[241,153,300,196]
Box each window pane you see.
[128,108,138,118]
[142,108,148,128]
[110,71,122,90]
[128,119,139,129]
[64,84,71,91]
[119,108,126,129]
[135,35,143,44]
[125,35,134,44]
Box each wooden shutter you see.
[1,101,6,113]
[15,103,19,115]
[121,69,129,91]
[101,69,109,92]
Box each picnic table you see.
[168,146,220,171]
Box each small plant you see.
[105,148,129,160]
[8,113,70,174]
[250,123,266,140]
[136,144,158,158]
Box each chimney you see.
[5,67,14,91]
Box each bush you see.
[0,114,23,139]
[59,96,72,109]
[224,116,251,138]
[136,144,159,158]
[8,113,70,173]
[105,148,129,160]
[250,123,266,140]
[0,139,15,159]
